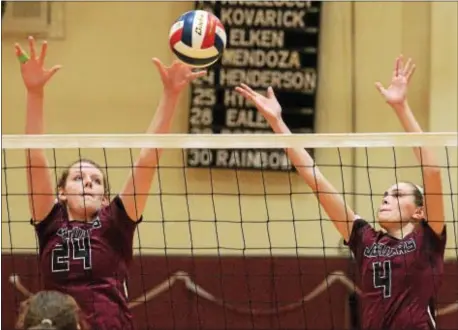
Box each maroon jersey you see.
[346,218,446,330]
[33,196,141,330]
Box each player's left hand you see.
[235,84,283,124]
[152,58,206,95]
[375,55,416,106]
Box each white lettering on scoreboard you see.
[225,109,269,128]
[188,1,321,170]
[220,8,306,28]
[229,29,285,48]
[219,1,313,9]
[188,149,292,171]
[220,68,317,93]
[222,49,302,69]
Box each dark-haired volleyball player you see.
[236,56,446,330]
[16,36,205,330]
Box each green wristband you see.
[18,53,29,64]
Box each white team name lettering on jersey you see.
[56,218,101,240]
[364,238,417,258]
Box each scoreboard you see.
[188,1,322,171]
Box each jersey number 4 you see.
[51,237,92,273]
[372,260,392,298]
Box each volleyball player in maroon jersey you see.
[15,36,205,330]
[236,56,446,330]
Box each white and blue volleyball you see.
[169,10,227,68]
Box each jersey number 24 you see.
[51,237,92,273]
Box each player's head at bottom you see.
[57,159,110,221]
[378,181,424,230]
[15,290,88,330]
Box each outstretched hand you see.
[235,84,282,123]
[375,55,416,106]
[15,36,61,93]
[152,58,206,95]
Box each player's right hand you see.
[235,84,282,124]
[152,58,206,96]
[15,36,61,93]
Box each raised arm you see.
[119,60,205,221]
[376,56,445,235]
[235,85,356,242]
[16,37,61,222]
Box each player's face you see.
[59,161,107,220]
[377,182,423,229]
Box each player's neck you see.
[67,208,97,222]
[386,222,415,239]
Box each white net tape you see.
[2,132,457,149]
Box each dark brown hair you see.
[57,159,109,196]
[16,291,89,330]
[404,181,424,207]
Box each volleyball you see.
[169,10,227,68]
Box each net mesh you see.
[2,133,457,330]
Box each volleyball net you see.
[2,132,458,330]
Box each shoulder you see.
[352,216,370,231]
[420,220,446,237]
[417,220,446,251]
[99,195,142,230]
[349,216,376,238]
[344,216,378,248]
[31,201,65,234]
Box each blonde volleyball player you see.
[16,291,88,330]
[236,56,445,330]
[15,36,205,330]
